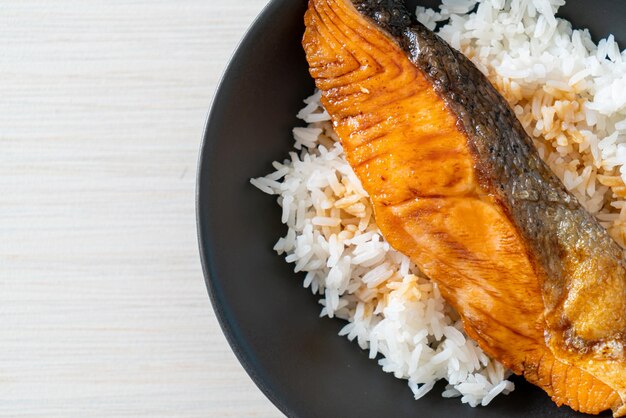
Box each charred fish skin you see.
[354,0,626,359]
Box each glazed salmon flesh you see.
[302,0,626,415]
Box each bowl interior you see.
[197,1,625,417]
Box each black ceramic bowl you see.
[197,1,625,417]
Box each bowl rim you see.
[195,2,626,417]
[195,0,297,416]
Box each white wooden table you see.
[0,1,282,416]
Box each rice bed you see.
[251,0,626,407]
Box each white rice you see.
[251,0,625,408]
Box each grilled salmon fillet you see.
[302,0,626,415]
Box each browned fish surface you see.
[302,0,626,415]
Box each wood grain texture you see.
[0,1,282,416]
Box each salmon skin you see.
[303,0,626,415]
